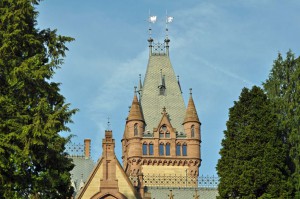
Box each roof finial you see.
[134,86,137,94]
[193,189,200,199]
[138,74,143,97]
[165,10,173,39]
[189,88,193,96]
[168,190,174,199]
[148,10,157,39]
[107,116,111,130]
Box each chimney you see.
[84,139,91,158]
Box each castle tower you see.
[122,34,201,188]
[122,88,145,177]
[183,89,202,177]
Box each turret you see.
[182,88,201,177]
[123,87,145,176]
[183,88,201,139]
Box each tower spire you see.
[138,74,143,98]
[127,87,144,122]
[183,88,200,124]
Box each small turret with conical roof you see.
[183,88,201,177]
[122,87,145,177]
[127,87,144,123]
[183,88,200,125]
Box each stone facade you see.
[73,36,214,199]
[122,37,202,194]
[76,131,140,199]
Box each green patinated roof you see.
[140,53,186,133]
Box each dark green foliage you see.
[217,86,288,198]
[0,0,77,198]
[263,50,300,197]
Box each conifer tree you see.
[217,86,288,198]
[0,0,77,198]
[263,50,300,197]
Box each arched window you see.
[149,143,154,155]
[176,143,181,156]
[182,144,187,156]
[159,131,164,138]
[160,124,170,138]
[166,143,170,156]
[143,143,147,155]
[165,132,170,138]
[159,143,164,156]
[134,123,138,136]
[191,125,195,138]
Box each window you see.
[182,144,187,156]
[176,143,181,156]
[143,143,147,155]
[159,143,164,156]
[191,125,195,138]
[149,143,154,155]
[159,132,164,138]
[166,143,170,156]
[159,87,165,95]
[160,124,170,138]
[134,123,138,136]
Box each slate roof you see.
[146,187,219,199]
[70,156,95,195]
[140,53,186,133]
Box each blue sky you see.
[37,0,300,176]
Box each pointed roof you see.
[140,39,186,132]
[76,131,140,199]
[183,89,200,124]
[138,74,143,94]
[157,107,173,129]
[127,87,144,122]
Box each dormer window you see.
[158,72,166,95]
[159,124,169,138]
[158,85,165,95]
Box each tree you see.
[0,0,77,198]
[217,86,288,198]
[263,50,300,197]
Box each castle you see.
[69,31,218,199]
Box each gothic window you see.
[160,124,170,138]
[176,143,181,156]
[159,143,164,156]
[182,143,187,156]
[159,132,164,138]
[143,143,147,155]
[149,143,154,155]
[191,125,195,138]
[165,132,170,138]
[166,143,170,156]
[134,123,138,136]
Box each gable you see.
[76,156,140,199]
